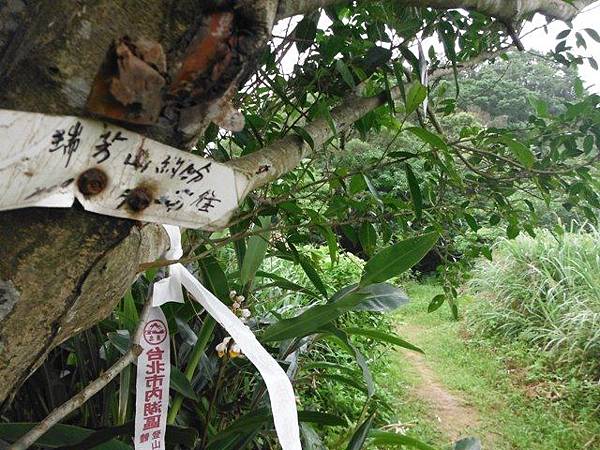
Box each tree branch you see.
[8,303,152,450]
[277,0,595,21]
[226,46,509,197]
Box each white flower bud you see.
[240,308,251,319]
[232,302,241,310]
[229,290,237,299]
[235,295,245,303]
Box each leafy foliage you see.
[4,1,600,449]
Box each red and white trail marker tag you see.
[134,307,171,450]
[0,109,241,230]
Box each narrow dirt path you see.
[400,324,482,443]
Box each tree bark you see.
[0,0,207,404]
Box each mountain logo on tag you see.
[143,320,168,345]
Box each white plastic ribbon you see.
[152,226,185,307]
[418,39,429,114]
[153,225,302,450]
[134,306,171,450]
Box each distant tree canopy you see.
[451,51,580,126]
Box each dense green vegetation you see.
[3,2,600,449]
[386,281,600,450]
[468,228,600,411]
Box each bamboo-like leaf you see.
[360,233,439,286]
[240,217,271,285]
[343,327,424,353]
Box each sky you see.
[273,1,600,92]
[522,1,600,92]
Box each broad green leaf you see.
[170,366,199,401]
[292,125,315,150]
[408,127,448,151]
[405,82,427,115]
[261,304,344,342]
[346,414,375,450]
[343,327,424,353]
[428,294,445,313]
[256,270,320,298]
[585,28,600,43]
[464,213,479,232]
[336,59,356,88]
[318,225,339,265]
[240,217,271,285]
[501,138,535,168]
[405,164,423,220]
[369,430,437,449]
[198,253,230,301]
[349,173,368,194]
[333,283,409,312]
[299,255,329,298]
[0,423,132,449]
[359,222,377,257]
[360,232,439,286]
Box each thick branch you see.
[227,47,505,196]
[277,0,595,21]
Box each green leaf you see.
[585,28,600,43]
[333,282,409,312]
[261,304,343,342]
[298,411,347,427]
[198,253,230,301]
[556,29,571,39]
[336,59,356,88]
[405,164,423,220]
[359,222,377,257]
[295,17,317,53]
[240,217,271,285]
[170,366,199,401]
[349,173,368,194]
[360,232,439,286]
[501,138,535,168]
[322,325,375,397]
[292,126,315,150]
[408,127,448,151]
[343,327,423,353]
[464,213,479,232]
[369,430,437,449]
[428,294,445,313]
[346,414,375,450]
[264,283,407,342]
[256,270,320,299]
[318,225,339,266]
[299,255,329,298]
[0,423,132,449]
[405,82,427,115]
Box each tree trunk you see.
[0,0,207,404]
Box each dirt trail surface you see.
[400,324,482,443]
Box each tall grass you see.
[467,227,600,380]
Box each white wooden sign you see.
[0,109,240,229]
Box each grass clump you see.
[467,227,600,399]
